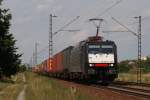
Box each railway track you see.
[97,81,150,99]
[113,81,150,87]
[107,84,150,99]
[89,85,150,99]
[85,81,150,99]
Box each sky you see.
[2,0,150,64]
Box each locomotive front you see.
[85,38,118,82]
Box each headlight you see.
[110,64,114,66]
[89,64,94,67]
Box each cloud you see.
[3,0,150,63]
[71,30,88,43]
[14,16,32,24]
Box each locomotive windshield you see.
[88,44,115,63]
[88,45,113,54]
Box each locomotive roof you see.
[79,40,115,45]
[62,46,74,52]
[53,37,116,57]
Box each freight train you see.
[33,36,118,83]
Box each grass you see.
[0,82,11,92]
[1,72,101,100]
[0,72,149,100]
[116,73,150,83]
[0,73,25,100]
[25,72,97,100]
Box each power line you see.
[78,0,123,35]
[97,0,123,17]
[53,16,80,35]
[112,17,138,36]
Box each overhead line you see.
[103,30,130,33]
[112,17,138,36]
[53,16,80,35]
[97,0,123,17]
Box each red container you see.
[47,58,53,73]
[53,55,57,73]
[52,52,64,73]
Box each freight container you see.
[56,53,64,73]
[62,46,73,72]
[47,58,52,72]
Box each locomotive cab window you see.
[88,44,114,54]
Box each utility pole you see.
[49,14,57,58]
[111,17,142,84]
[29,56,33,67]
[35,42,38,66]
[49,15,80,59]
[32,52,35,67]
[48,15,79,71]
[134,16,142,83]
[49,14,57,69]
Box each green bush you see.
[118,57,150,73]
[118,61,130,73]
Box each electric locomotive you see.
[68,36,118,82]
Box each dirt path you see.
[17,74,27,100]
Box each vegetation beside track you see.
[116,73,150,83]
[0,73,25,100]
[118,57,150,73]
[25,72,97,100]
[117,58,150,83]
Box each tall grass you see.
[116,73,150,83]
[25,72,96,100]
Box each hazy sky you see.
[2,0,150,64]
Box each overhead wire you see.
[97,0,123,17]
[83,0,123,27]
[53,16,80,35]
[81,0,124,35]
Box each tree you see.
[0,0,21,77]
[19,64,27,72]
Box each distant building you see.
[128,61,135,65]
[141,56,147,61]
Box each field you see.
[116,73,150,83]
